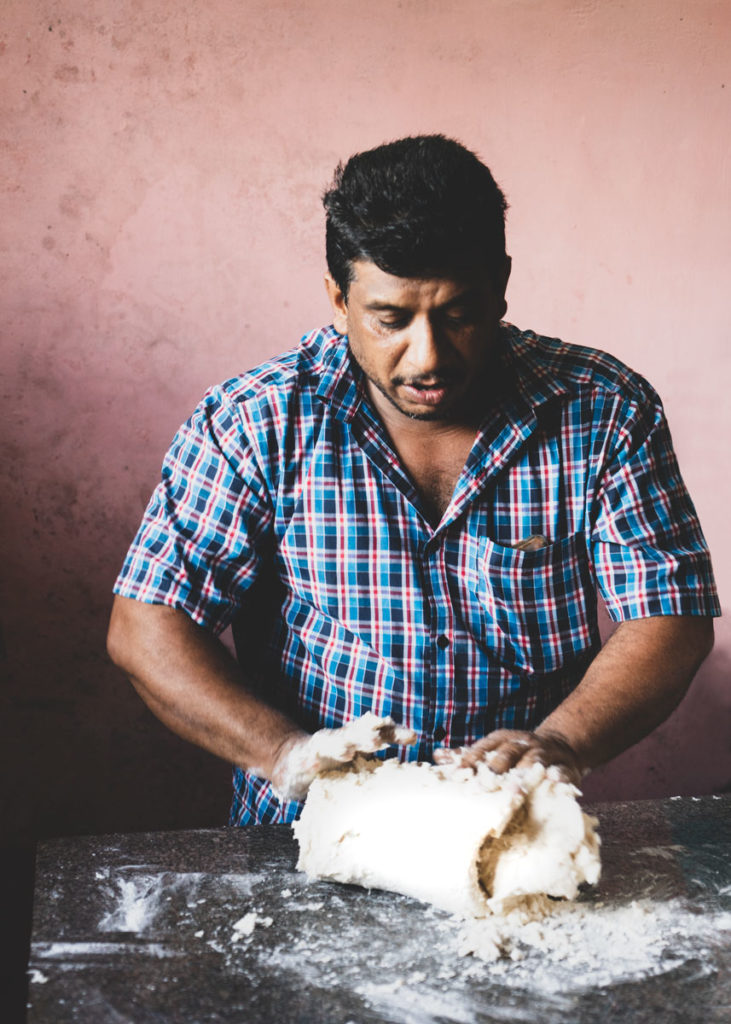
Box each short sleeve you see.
[113,386,274,634]
[591,389,720,622]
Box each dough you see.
[293,757,600,918]
[269,712,417,801]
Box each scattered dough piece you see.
[232,911,273,940]
[294,757,600,918]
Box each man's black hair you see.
[323,134,508,297]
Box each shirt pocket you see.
[474,532,597,676]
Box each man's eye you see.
[443,309,472,326]
[378,317,408,330]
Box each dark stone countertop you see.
[26,794,731,1023]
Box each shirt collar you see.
[313,322,573,427]
[314,328,364,423]
[445,326,574,526]
[495,323,573,413]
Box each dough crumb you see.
[231,911,273,940]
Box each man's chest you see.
[390,431,477,525]
[266,421,598,681]
[270,412,594,562]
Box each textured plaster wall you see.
[1,0,730,844]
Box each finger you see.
[471,739,532,774]
[308,730,367,766]
[455,732,531,770]
[515,747,582,788]
[449,736,496,768]
[315,716,416,766]
[433,746,466,766]
[376,722,417,747]
[474,729,533,753]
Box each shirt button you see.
[434,725,447,742]
[436,634,450,649]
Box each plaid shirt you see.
[114,323,720,824]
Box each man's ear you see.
[497,255,511,320]
[324,273,349,335]
[499,255,512,297]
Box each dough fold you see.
[294,757,600,918]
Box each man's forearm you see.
[107,596,306,779]
[536,614,715,773]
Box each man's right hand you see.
[267,713,417,801]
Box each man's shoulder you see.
[503,324,657,406]
[216,326,344,407]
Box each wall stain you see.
[59,187,94,219]
[53,64,80,82]
[145,334,177,351]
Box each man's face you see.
[325,259,511,427]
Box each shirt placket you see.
[422,399,545,750]
[420,531,454,751]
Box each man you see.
[108,135,719,825]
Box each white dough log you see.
[293,757,600,918]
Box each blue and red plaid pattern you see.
[114,323,720,824]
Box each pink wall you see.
[2,0,730,842]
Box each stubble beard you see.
[349,346,466,423]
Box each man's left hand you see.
[433,729,584,787]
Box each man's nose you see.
[406,317,446,377]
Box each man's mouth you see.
[399,378,455,405]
